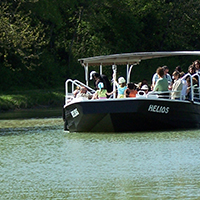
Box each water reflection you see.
[0,119,200,199]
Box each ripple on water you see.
[0,120,200,199]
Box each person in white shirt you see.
[152,66,172,90]
[171,71,182,99]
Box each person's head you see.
[156,67,164,78]
[162,66,169,75]
[127,82,136,90]
[118,77,126,86]
[172,71,180,80]
[175,66,182,73]
[188,65,195,74]
[141,85,149,93]
[90,71,100,80]
[97,82,104,90]
[141,79,148,85]
[193,60,200,71]
[90,71,96,80]
[80,87,87,94]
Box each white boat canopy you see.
[78,51,200,66]
[78,51,200,85]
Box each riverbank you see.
[0,88,64,112]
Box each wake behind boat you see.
[63,51,200,132]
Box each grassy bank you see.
[0,88,65,112]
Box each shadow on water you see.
[0,118,64,136]
[0,107,64,136]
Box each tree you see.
[0,1,46,71]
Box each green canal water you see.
[0,110,200,199]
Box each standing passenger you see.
[153,67,168,92]
[151,66,172,89]
[171,71,183,99]
[92,82,107,99]
[90,71,112,94]
[188,65,196,75]
[180,72,187,100]
[193,60,200,73]
[116,77,127,98]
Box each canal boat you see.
[63,51,200,132]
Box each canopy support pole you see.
[112,64,117,98]
[84,63,89,86]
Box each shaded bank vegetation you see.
[1,0,200,93]
[0,88,64,111]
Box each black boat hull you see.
[63,98,200,132]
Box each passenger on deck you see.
[180,72,187,100]
[137,79,151,91]
[153,67,169,92]
[76,87,92,99]
[92,82,107,99]
[90,71,112,95]
[73,86,81,97]
[193,60,200,73]
[108,76,127,98]
[188,65,196,75]
[141,85,149,94]
[116,77,127,98]
[186,77,198,101]
[171,71,183,99]
[151,66,172,90]
[137,84,149,96]
[125,82,138,97]
[175,65,182,73]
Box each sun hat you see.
[90,71,97,80]
[141,85,149,90]
[118,77,126,84]
[98,82,104,89]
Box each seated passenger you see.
[171,71,183,99]
[125,82,137,97]
[137,79,151,91]
[92,82,107,99]
[140,85,149,94]
[73,86,80,97]
[76,87,92,99]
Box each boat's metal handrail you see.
[147,73,200,101]
[64,73,200,104]
[65,79,95,105]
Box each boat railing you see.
[146,73,200,102]
[147,91,171,99]
[65,79,95,105]
[64,73,200,104]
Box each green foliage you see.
[0,0,200,92]
[0,89,64,111]
[0,1,46,71]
